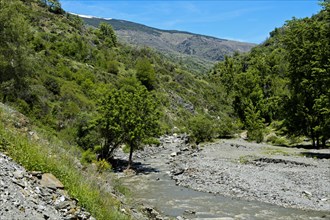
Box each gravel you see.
[170,138,330,212]
[0,153,95,220]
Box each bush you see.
[266,135,288,146]
[247,129,264,143]
[81,149,96,164]
[188,115,214,144]
[44,77,60,95]
[107,60,120,75]
[95,159,112,172]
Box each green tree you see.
[282,3,330,148]
[135,58,156,90]
[244,101,265,143]
[98,22,117,48]
[0,0,32,102]
[188,115,214,144]
[98,81,160,167]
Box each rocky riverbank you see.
[115,134,330,219]
[169,137,330,212]
[0,153,94,220]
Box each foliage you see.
[81,149,97,164]
[211,2,329,148]
[97,82,160,166]
[245,102,265,143]
[95,159,112,173]
[266,135,288,146]
[281,2,330,148]
[97,22,117,48]
[135,58,156,90]
[188,115,215,144]
[0,0,33,102]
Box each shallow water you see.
[118,139,329,219]
[122,171,328,219]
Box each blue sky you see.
[59,0,322,44]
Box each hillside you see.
[0,0,238,149]
[81,16,255,71]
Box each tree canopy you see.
[97,80,160,166]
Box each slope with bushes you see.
[210,1,329,147]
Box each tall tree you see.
[282,2,330,147]
[98,22,117,48]
[98,79,160,167]
[0,0,32,102]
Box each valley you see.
[0,0,329,220]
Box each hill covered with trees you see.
[0,0,239,157]
[210,1,329,148]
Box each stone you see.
[40,173,64,189]
[55,201,71,210]
[170,152,177,157]
[13,170,24,179]
[30,171,43,179]
[302,190,312,196]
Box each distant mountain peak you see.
[70,12,112,21]
[80,16,255,70]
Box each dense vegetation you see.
[210,1,329,147]
[0,0,237,161]
[1,0,329,153]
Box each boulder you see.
[40,173,64,189]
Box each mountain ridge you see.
[79,15,256,71]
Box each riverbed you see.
[115,135,330,219]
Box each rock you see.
[40,173,64,189]
[170,152,177,157]
[184,209,196,215]
[30,171,43,179]
[302,190,312,196]
[124,168,136,176]
[13,170,24,179]
[172,168,185,176]
[55,201,71,210]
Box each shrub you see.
[188,115,214,144]
[266,135,288,146]
[107,60,120,75]
[81,149,96,164]
[44,77,60,95]
[247,129,264,143]
[96,159,112,172]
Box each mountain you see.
[81,16,256,71]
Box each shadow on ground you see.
[110,158,159,174]
[300,152,330,159]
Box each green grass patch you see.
[237,155,257,164]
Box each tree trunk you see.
[311,131,315,148]
[316,136,320,149]
[321,137,326,148]
[128,144,134,169]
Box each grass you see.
[0,109,130,220]
[238,155,257,164]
